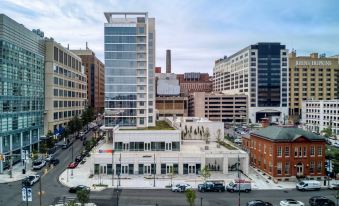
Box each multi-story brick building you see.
[177,72,213,95]
[72,46,105,113]
[188,92,248,124]
[289,51,339,117]
[243,126,326,181]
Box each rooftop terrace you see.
[120,120,175,131]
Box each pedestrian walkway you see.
[0,161,37,183]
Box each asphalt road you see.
[91,188,339,206]
[0,131,94,206]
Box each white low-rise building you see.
[93,120,248,177]
[302,100,339,137]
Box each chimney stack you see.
[86,42,88,50]
[166,49,171,73]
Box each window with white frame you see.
[310,146,315,156]
[317,161,322,173]
[294,147,298,157]
[284,162,289,175]
[277,146,282,157]
[277,162,282,175]
[317,146,322,156]
[310,161,315,173]
[285,146,289,157]
[303,146,307,157]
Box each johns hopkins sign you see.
[296,60,332,66]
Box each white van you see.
[296,180,321,191]
[226,179,251,193]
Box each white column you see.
[156,154,161,175]
[134,154,138,175]
[178,154,183,175]
[223,155,228,174]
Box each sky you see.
[1,0,339,74]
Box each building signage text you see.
[296,60,332,66]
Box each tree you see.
[67,200,77,206]
[168,166,175,187]
[200,166,211,182]
[76,189,90,206]
[81,107,95,128]
[203,127,210,144]
[322,122,333,139]
[185,189,196,206]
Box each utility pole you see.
[153,153,156,187]
[238,155,240,206]
[200,197,203,206]
[9,150,13,178]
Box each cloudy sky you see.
[1,0,339,74]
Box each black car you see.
[309,196,335,206]
[246,200,273,206]
[50,158,60,166]
[69,185,90,193]
[75,155,83,163]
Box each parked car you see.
[329,182,339,190]
[280,199,304,206]
[68,162,78,169]
[309,196,335,206]
[246,200,273,206]
[45,154,54,161]
[32,160,46,170]
[234,138,242,144]
[171,183,192,192]
[75,155,83,163]
[50,158,60,166]
[226,179,251,193]
[296,180,321,191]
[198,181,225,192]
[22,175,40,186]
[333,142,339,148]
[69,185,90,193]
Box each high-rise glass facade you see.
[104,12,155,128]
[0,14,45,172]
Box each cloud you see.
[1,0,339,75]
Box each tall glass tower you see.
[104,12,155,128]
[0,14,45,173]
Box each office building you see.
[0,14,45,173]
[72,46,105,113]
[289,52,339,117]
[104,12,155,128]
[166,49,171,73]
[44,39,87,135]
[242,126,326,181]
[188,92,248,124]
[301,99,339,136]
[177,72,213,95]
[214,43,289,124]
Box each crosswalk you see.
[54,196,76,205]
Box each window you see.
[269,146,272,156]
[317,146,322,156]
[299,146,302,157]
[285,146,289,157]
[284,162,289,175]
[294,147,298,157]
[277,146,282,157]
[317,161,322,173]
[264,144,266,154]
[277,162,282,175]
[310,161,315,173]
[310,146,315,156]
[303,146,307,157]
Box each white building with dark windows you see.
[104,12,155,128]
[213,43,289,124]
[301,100,339,137]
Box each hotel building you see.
[44,39,87,135]
[104,12,155,128]
[214,43,289,124]
[72,46,105,114]
[289,52,339,117]
[301,99,339,136]
[0,15,45,172]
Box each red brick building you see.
[243,126,326,181]
[72,48,105,113]
[176,72,213,95]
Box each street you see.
[0,131,94,206]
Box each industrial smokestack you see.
[166,49,171,73]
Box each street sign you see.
[22,187,32,202]
[22,187,27,201]
[27,188,32,201]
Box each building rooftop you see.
[120,121,175,131]
[252,126,325,142]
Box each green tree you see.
[185,189,196,206]
[332,152,339,174]
[76,189,90,206]
[81,107,95,129]
[200,166,211,182]
[67,200,77,206]
[322,122,333,139]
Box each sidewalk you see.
[0,161,37,183]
